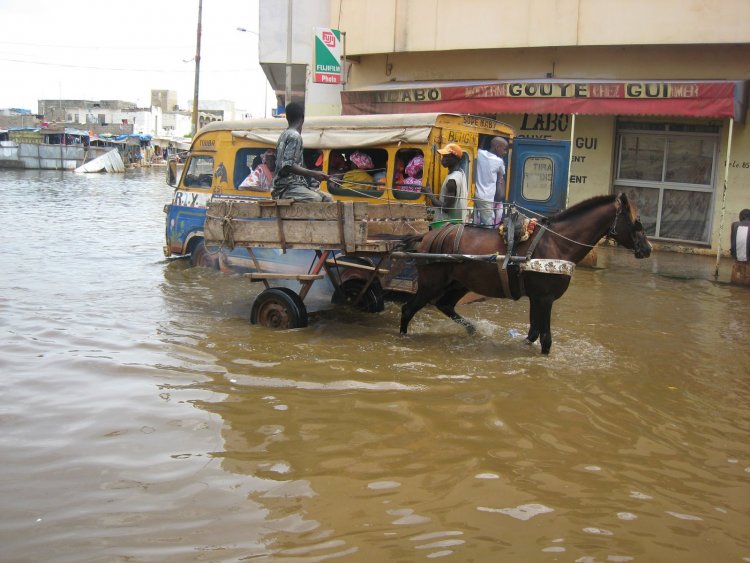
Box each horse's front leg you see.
[527,296,554,354]
[526,297,540,344]
[537,297,554,354]
[435,284,474,335]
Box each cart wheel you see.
[251,287,308,329]
[332,279,385,313]
[190,241,219,269]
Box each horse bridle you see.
[606,200,644,239]
[605,201,651,260]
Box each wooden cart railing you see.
[203,199,430,328]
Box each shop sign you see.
[314,28,342,84]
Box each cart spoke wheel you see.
[251,287,308,329]
[332,279,385,313]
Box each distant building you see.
[6,89,248,139]
[151,90,180,113]
[35,93,199,137]
[0,107,40,129]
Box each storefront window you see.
[659,189,711,241]
[619,135,664,182]
[615,124,718,244]
[664,137,714,185]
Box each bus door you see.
[508,138,570,217]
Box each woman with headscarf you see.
[400,154,424,192]
[239,149,276,192]
[340,151,375,191]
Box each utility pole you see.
[191,0,202,136]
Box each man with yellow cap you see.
[421,143,468,223]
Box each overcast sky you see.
[0,0,274,116]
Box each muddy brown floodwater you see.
[1,168,749,562]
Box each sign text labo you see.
[314,28,341,84]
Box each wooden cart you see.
[204,198,429,329]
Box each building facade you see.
[260,0,750,256]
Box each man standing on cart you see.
[421,143,468,223]
[272,102,333,202]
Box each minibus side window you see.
[327,148,386,199]
[393,149,423,201]
[183,155,215,188]
[234,148,271,190]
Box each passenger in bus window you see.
[328,151,348,180]
[239,149,276,192]
[475,137,508,226]
[373,170,387,186]
[340,151,375,191]
[394,157,406,186]
[402,155,424,192]
[272,102,332,202]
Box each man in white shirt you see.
[731,208,750,262]
[474,137,508,226]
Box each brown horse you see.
[399,192,652,354]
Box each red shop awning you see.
[341,79,748,122]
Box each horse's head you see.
[609,192,652,259]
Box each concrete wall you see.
[334,0,750,55]
[718,120,750,254]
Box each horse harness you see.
[428,222,464,255]
[496,209,575,300]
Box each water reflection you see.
[161,252,750,560]
[1,169,749,561]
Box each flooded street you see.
[1,168,749,562]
